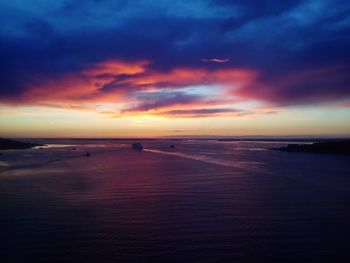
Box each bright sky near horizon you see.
[1,0,350,137]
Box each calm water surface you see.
[1,139,350,262]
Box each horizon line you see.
[3,134,350,140]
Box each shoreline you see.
[0,138,44,150]
[273,140,350,155]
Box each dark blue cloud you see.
[122,91,203,113]
[0,0,350,106]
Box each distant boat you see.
[170,144,175,148]
[132,143,143,151]
[84,152,91,157]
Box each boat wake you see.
[144,148,265,172]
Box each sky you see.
[0,0,350,138]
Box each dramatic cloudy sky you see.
[0,0,350,137]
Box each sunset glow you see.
[1,0,349,137]
[1,2,350,262]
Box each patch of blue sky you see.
[179,85,223,97]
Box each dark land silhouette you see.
[274,140,350,155]
[0,138,43,150]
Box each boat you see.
[131,143,144,151]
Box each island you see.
[274,140,350,155]
[0,138,44,150]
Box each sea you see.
[1,139,350,262]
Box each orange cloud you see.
[3,60,259,118]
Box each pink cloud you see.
[202,58,230,63]
[2,60,258,118]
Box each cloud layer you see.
[1,0,350,117]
